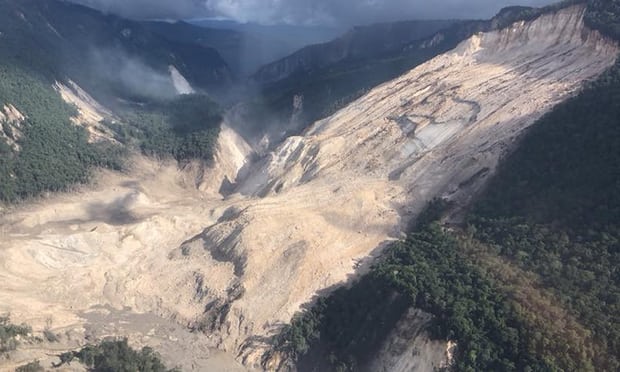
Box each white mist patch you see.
[169,65,195,95]
[88,48,178,100]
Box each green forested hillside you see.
[277,202,580,371]
[467,53,620,372]
[274,1,620,371]
[0,0,227,202]
[585,0,620,38]
[0,63,123,202]
[112,94,222,162]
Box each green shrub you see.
[0,316,31,353]
[57,338,179,372]
[16,360,44,372]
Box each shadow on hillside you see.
[85,193,143,226]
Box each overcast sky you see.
[69,0,557,25]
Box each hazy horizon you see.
[69,0,558,26]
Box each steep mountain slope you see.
[0,0,232,96]
[246,2,596,141]
[0,3,616,370]
[242,20,464,138]
[142,20,249,78]
[253,20,457,84]
[0,0,230,202]
[144,21,341,78]
[283,2,620,371]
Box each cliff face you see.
[0,4,617,371]
[370,310,455,372]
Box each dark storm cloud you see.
[69,0,558,25]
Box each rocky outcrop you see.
[370,309,455,372]
[0,104,25,151]
[54,80,117,143]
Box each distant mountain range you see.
[252,20,457,84]
[188,19,343,76]
[0,0,234,103]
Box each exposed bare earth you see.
[0,6,617,371]
[0,104,25,151]
[54,80,117,143]
[169,66,196,95]
[370,309,455,372]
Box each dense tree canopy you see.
[57,339,179,372]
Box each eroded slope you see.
[0,5,617,370]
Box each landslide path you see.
[0,5,617,371]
